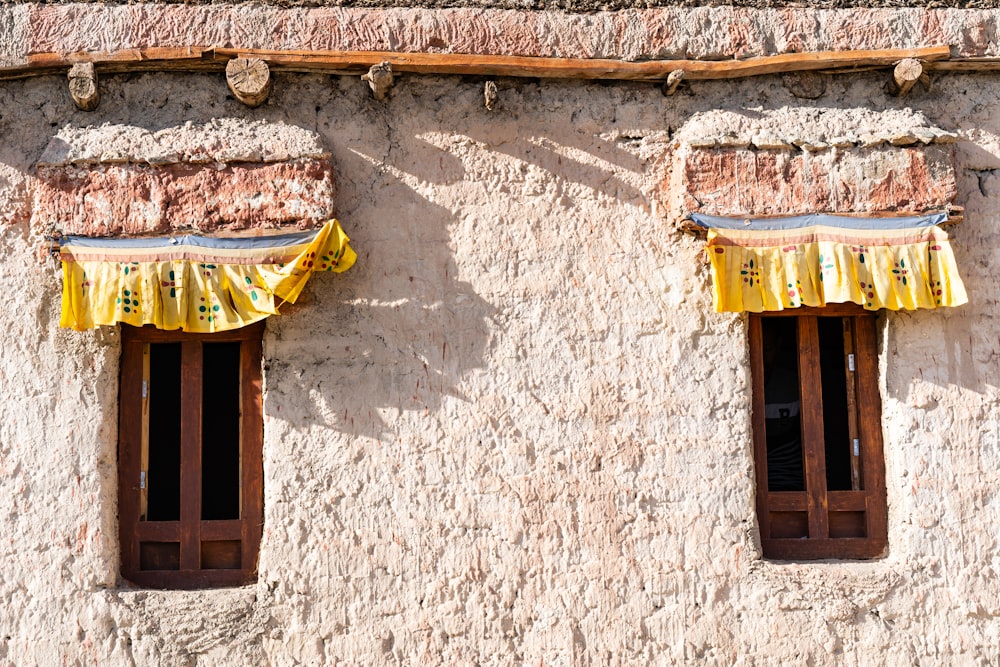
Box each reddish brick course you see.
[679,145,957,217]
[33,159,334,237]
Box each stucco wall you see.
[10,5,1000,64]
[13,0,1000,11]
[1,7,999,666]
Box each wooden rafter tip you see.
[483,80,499,110]
[362,61,394,100]
[891,58,924,96]
[663,69,686,95]
[226,57,271,108]
[484,80,498,110]
[67,61,99,111]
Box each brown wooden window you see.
[118,322,264,588]
[749,305,887,560]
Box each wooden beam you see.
[37,46,206,66]
[207,45,952,81]
[928,58,1000,72]
[662,69,685,95]
[1,45,952,84]
[13,47,211,79]
[361,61,394,100]
[891,58,924,96]
[67,62,99,110]
[226,57,271,107]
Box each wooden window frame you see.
[118,322,264,589]
[749,304,888,560]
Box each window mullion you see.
[853,315,888,544]
[842,318,862,491]
[118,338,145,576]
[748,316,772,540]
[179,340,203,571]
[797,316,829,540]
[240,335,264,572]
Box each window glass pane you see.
[818,317,853,491]
[146,343,182,521]
[761,318,804,491]
[202,342,242,520]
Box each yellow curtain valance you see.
[60,219,356,332]
[691,213,968,313]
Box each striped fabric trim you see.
[689,212,948,231]
[60,228,325,265]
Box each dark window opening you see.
[817,317,854,492]
[761,317,803,492]
[202,342,242,521]
[146,343,181,521]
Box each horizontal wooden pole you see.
[0,47,214,81]
[207,45,953,80]
[1,45,952,83]
[928,58,1000,72]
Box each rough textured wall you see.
[0,66,997,666]
[33,122,335,235]
[11,5,1000,64]
[7,0,1000,13]
[0,5,999,665]
[676,142,958,217]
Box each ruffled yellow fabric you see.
[706,224,967,312]
[60,220,356,332]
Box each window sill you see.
[749,551,899,582]
[113,580,259,601]
[121,569,257,591]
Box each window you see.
[749,305,887,559]
[118,322,264,588]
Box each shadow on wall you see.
[372,78,652,207]
[261,77,659,442]
[15,74,656,445]
[882,141,997,399]
[263,153,497,438]
[394,125,648,206]
[264,215,496,437]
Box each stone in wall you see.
[31,121,334,236]
[676,143,957,217]
[34,160,334,236]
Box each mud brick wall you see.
[0,4,997,665]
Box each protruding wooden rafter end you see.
[663,69,685,96]
[891,58,924,97]
[362,61,394,101]
[68,62,99,111]
[226,57,272,108]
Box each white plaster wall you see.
[0,68,997,665]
